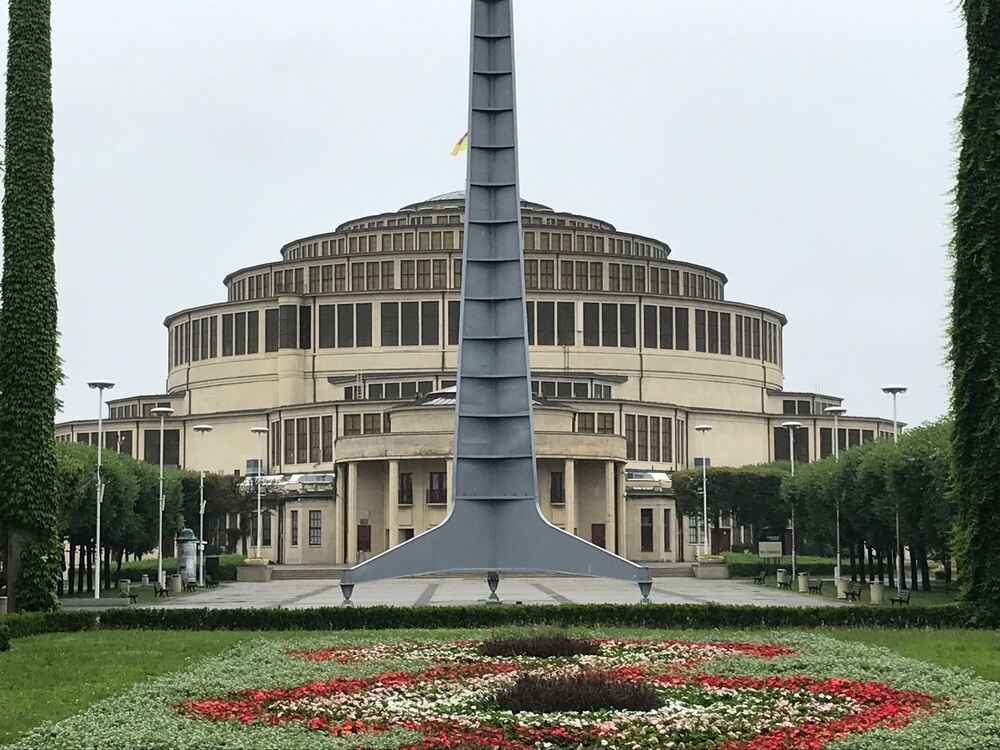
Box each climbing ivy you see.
[0,0,59,611]
[951,1,1000,625]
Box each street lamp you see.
[781,421,803,578]
[87,379,114,598]
[693,425,712,559]
[192,424,213,586]
[881,385,908,595]
[824,405,848,582]
[251,426,269,559]
[151,406,174,586]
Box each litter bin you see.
[870,582,884,605]
[118,579,131,595]
[141,574,149,587]
[776,569,788,587]
[205,555,221,581]
[798,572,811,593]
[169,574,183,594]
[836,578,849,600]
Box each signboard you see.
[758,541,783,558]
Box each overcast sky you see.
[29,0,965,425]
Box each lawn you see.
[3,627,1000,748]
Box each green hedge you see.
[0,620,9,652]
[727,561,834,578]
[0,603,975,644]
[116,554,243,583]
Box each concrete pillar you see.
[604,461,616,552]
[617,463,628,556]
[387,459,400,548]
[446,458,454,513]
[334,465,345,563]
[347,462,359,564]
[564,459,577,536]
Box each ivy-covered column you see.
[0,0,60,612]
[951,0,1000,625]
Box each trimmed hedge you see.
[0,602,975,643]
[116,554,242,583]
[0,620,9,652]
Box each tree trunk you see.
[85,544,92,593]
[910,548,919,592]
[944,554,953,588]
[76,543,85,592]
[899,541,908,590]
[57,544,64,597]
[115,547,124,580]
[849,541,857,582]
[920,549,932,591]
[104,545,112,591]
[5,528,30,612]
[887,551,895,589]
[67,541,75,595]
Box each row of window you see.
[639,508,673,553]
[774,425,879,464]
[172,301,782,367]
[398,472,448,505]
[624,414,681,463]
[283,225,662,264]
[337,211,606,234]
[107,402,172,419]
[73,428,181,469]
[228,257,722,302]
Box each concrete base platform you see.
[142,576,843,610]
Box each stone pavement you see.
[142,576,842,610]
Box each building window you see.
[453,258,462,289]
[448,300,461,345]
[650,416,661,462]
[309,417,321,463]
[401,302,419,345]
[344,414,361,436]
[625,414,637,460]
[550,471,564,505]
[421,301,439,345]
[640,508,654,552]
[338,304,354,347]
[433,259,447,288]
[262,512,272,547]
[427,472,447,504]
[399,472,413,505]
[539,260,554,289]
[620,304,636,348]
[381,302,399,346]
[401,261,415,289]
[381,261,394,290]
[637,415,649,461]
[290,510,299,546]
[675,307,689,350]
[597,413,615,434]
[363,413,382,434]
[560,261,573,289]
[536,302,554,345]
[309,510,322,545]
[321,416,333,462]
[525,260,539,289]
[601,304,618,347]
[417,260,431,289]
[296,419,308,463]
[577,413,595,432]
[694,309,707,352]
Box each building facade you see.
[57,192,894,565]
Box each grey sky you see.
[35,1,964,425]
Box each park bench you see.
[808,580,823,595]
[119,592,138,605]
[844,581,863,602]
[776,578,792,590]
[183,580,197,593]
[205,576,220,589]
[152,581,170,598]
[890,590,911,606]
[751,571,767,585]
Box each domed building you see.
[56,192,893,566]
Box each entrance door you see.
[357,524,372,554]
[711,527,732,555]
[591,523,606,549]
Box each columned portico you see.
[604,461,616,553]
[346,461,359,564]
[387,459,400,549]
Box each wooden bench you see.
[751,571,767,585]
[183,580,198,593]
[152,582,170,598]
[844,581,863,602]
[890,590,911,606]
[808,580,823,595]
[119,592,138,605]
[205,576,220,589]
[776,579,791,590]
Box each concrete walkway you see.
[142,577,843,610]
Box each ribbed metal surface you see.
[340,0,651,599]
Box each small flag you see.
[450,131,469,156]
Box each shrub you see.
[0,620,10,652]
[478,630,601,658]
[493,672,664,713]
[116,553,243,583]
[4,610,97,639]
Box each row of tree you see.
[672,420,953,591]
[0,441,251,596]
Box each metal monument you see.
[340,0,653,605]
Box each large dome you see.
[400,190,553,213]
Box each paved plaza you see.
[142,576,842,610]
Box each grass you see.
[3,626,999,746]
[827,629,1000,682]
[59,586,199,606]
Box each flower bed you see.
[11,630,1000,750]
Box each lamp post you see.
[693,425,712,559]
[824,406,847,581]
[781,421,803,578]
[87,380,114,598]
[151,406,174,586]
[882,385,908,595]
[251,427,269,559]
[192,424,214,586]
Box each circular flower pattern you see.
[178,639,935,749]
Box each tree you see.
[672,464,786,543]
[0,0,59,611]
[951,0,1000,623]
